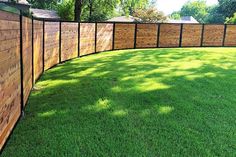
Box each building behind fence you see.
[1,9,236,150]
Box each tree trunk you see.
[74,0,82,22]
[89,0,93,21]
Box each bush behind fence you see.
[1,10,236,150]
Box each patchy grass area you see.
[1,48,236,156]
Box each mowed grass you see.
[1,48,236,157]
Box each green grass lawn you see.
[1,48,236,156]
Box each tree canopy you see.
[133,7,167,23]
[170,0,236,24]
[179,0,208,23]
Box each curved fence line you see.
[1,9,236,150]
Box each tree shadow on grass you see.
[2,48,236,157]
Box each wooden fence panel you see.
[22,17,32,106]
[61,22,78,62]
[114,23,135,50]
[80,23,95,56]
[136,24,158,48]
[159,24,181,47]
[96,23,113,52]
[0,11,21,150]
[44,22,59,70]
[182,24,202,47]
[203,25,224,46]
[224,25,236,46]
[33,20,43,82]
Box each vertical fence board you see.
[96,23,113,52]
[203,25,224,46]
[61,22,78,62]
[159,24,181,47]
[114,23,135,50]
[33,20,43,82]
[80,23,95,56]
[22,17,33,106]
[0,11,21,150]
[136,24,158,48]
[44,22,59,70]
[182,24,202,47]
[224,25,236,46]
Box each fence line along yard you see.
[1,9,236,150]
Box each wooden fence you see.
[1,10,236,150]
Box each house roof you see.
[0,0,30,6]
[168,16,199,23]
[31,8,60,19]
[107,16,138,22]
[18,0,30,5]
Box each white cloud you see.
[154,0,218,15]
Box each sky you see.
[155,0,219,15]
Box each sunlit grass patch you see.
[2,48,236,157]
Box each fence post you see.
[179,24,183,47]
[59,21,62,63]
[19,13,24,115]
[134,23,137,49]
[42,19,45,71]
[157,23,161,48]
[95,22,97,53]
[78,22,80,57]
[112,23,115,50]
[201,24,205,47]
[222,24,227,47]
[32,18,34,85]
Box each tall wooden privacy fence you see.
[1,10,236,150]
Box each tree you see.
[57,0,74,20]
[170,11,181,20]
[119,0,149,15]
[218,0,236,18]
[225,12,236,24]
[133,7,167,23]
[29,0,58,9]
[74,0,83,21]
[179,0,209,23]
[204,5,225,23]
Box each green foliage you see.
[133,7,167,23]
[29,0,58,10]
[119,0,149,15]
[225,12,236,24]
[170,11,181,20]
[2,48,236,156]
[179,0,209,23]
[204,5,225,23]
[218,0,236,18]
[82,0,119,21]
[170,0,236,23]
[57,0,74,21]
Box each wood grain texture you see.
[33,20,43,82]
[203,25,224,46]
[0,10,19,21]
[80,23,95,56]
[96,23,113,52]
[44,22,59,70]
[22,17,33,106]
[114,24,135,50]
[136,24,158,48]
[0,11,21,150]
[61,22,78,61]
[182,24,202,47]
[224,25,236,46]
[159,24,181,47]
